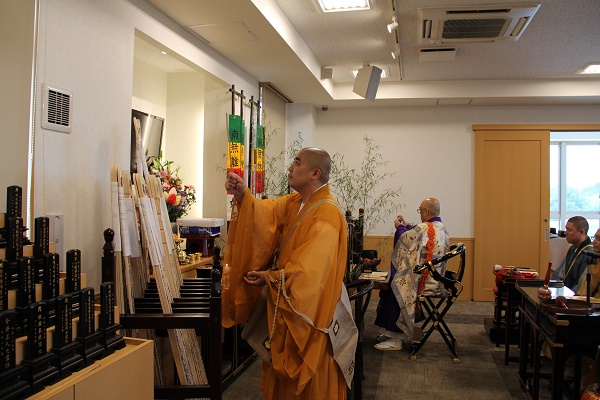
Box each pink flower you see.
[149,156,195,222]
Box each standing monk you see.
[375,198,449,349]
[223,147,353,399]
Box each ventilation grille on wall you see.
[42,84,72,133]
[418,3,540,44]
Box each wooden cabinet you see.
[29,337,153,400]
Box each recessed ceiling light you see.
[161,51,167,55]
[577,62,600,74]
[317,0,370,13]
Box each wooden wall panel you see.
[364,236,475,300]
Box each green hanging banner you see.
[254,125,265,194]
[227,114,245,178]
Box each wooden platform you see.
[29,337,153,400]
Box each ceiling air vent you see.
[418,3,540,44]
[420,47,457,62]
[42,84,72,133]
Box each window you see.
[550,132,600,238]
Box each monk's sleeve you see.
[222,188,289,327]
[267,205,347,393]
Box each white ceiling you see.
[139,0,600,108]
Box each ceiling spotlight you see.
[387,16,398,33]
[391,50,400,60]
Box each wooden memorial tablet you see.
[17,257,36,308]
[65,249,81,294]
[75,287,105,366]
[20,301,60,393]
[33,217,50,284]
[51,293,84,378]
[5,186,22,219]
[99,282,125,355]
[6,217,23,264]
[0,309,31,399]
[0,261,6,311]
[42,253,60,300]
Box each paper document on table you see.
[359,271,389,281]
[570,295,600,304]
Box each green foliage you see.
[550,183,600,212]
[262,125,305,199]
[329,136,404,234]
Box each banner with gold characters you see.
[253,125,265,195]
[227,114,245,179]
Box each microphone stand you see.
[586,264,591,306]
[585,253,599,305]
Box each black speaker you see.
[353,65,382,101]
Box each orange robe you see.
[222,185,348,399]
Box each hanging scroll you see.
[227,114,245,179]
[253,125,265,196]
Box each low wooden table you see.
[179,257,213,278]
[516,283,600,400]
[357,271,390,290]
[149,257,213,279]
[494,276,562,364]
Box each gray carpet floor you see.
[223,297,532,400]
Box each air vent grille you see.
[418,4,540,44]
[447,8,510,14]
[442,18,507,39]
[42,84,72,133]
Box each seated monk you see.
[577,228,600,298]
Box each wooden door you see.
[474,128,550,301]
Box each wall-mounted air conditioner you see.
[418,3,541,44]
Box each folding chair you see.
[409,243,466,363]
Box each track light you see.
[387,15,398,33]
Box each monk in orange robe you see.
[223,147,350,399]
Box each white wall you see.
[166,71,205,217]
[261,88,289,197]
[31,0,258,289]
[286,103,316,147]
[315,105,600,238]
[1,0,35,216]
[132,58,168,119]
[202,77,232,221]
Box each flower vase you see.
[170,222,178,235]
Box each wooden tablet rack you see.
[117,246,223,399]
